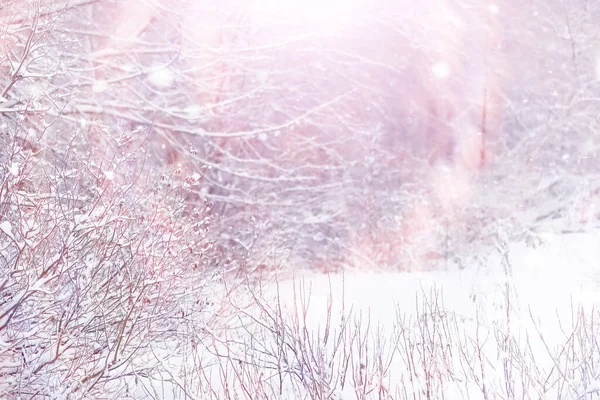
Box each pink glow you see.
[84,0,504,269]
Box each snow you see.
[184,104,202,118]
[147,68,176,89]
[213,230,600,399]
[104,229,600,399]
[287,231,600,327]
[312,232,325,242]
[0,221,12,237]
[432,61,451,79]
[92,79,109,93]
[257,70,269,83]
[8,162,18,176]
[103,169,114,180]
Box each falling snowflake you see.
[184,104,202,118]
[92,80,109,93]
[432,62,451,79]
[257,71,269,83]
[122,64,136,72]
[147,68,175,89]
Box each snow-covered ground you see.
[278,231,600,339]
[134,230,600,399]
[223,230,600,399]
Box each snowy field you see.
[131,230,600,399]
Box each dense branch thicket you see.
[0,124,222,397]
[1,0,600,398]
[2,0,600,270]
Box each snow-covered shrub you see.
[196,261,600,400]
[0,125,220,398]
